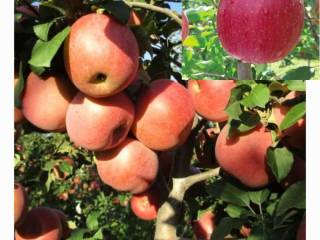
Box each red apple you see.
[215,124,273,188]
[217,0,304,63]
[64,13,139,98]
[240,225,252,238]
[130,188,160,221]
[296,216,306,240]
[14,183,28,225]
[272,99,305,150]
[132,79,195,151]
[22,72,76,131]
[15,207,62,240]
[14,76,24,123]
[52,209,71,239]
[182,11,189,41]
[188,80,236,122]
[192,211,216,240]
[66,92,134,151]
[96,138,159,194]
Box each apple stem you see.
[237,62,253,80]
[124,1,182,26]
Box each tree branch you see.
[237,62,253,80]
[183,167,220,190]
[125,1,182,25]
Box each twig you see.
[304,9,319,43]
[237,62,253,80]
[125,1,182,25]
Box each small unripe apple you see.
[215,124,273,188]
[217,0,304,63]
[192,211,216,240]
[132,79,195,151]
[130,188,160,221]
[96,138,159,194]
[22,72,77,131]
[64,13,139,98]
[187,80,236,122]
[66,92,135,151]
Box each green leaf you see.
[283,66,315,80]
[59,161,73,174]
[224,204,248,218]
[33,21,54,41]
[211,217,246,240]
[267,147,294,183]
[220,182,250,207]
[276,181,305,216]
[43,160,56,171]
[183,35,203,47]
[225,101,242,120]
[242,84,270,108]
[97,2,131,24]
[249,189,270,205]
[69,228,88,240]
[14,62,26,108]
[45,172,53,191]
[86,211,100,230]
[284,80,306,91]
[28,26,70,68]
[280,102,306,131]
[247,225,268,240]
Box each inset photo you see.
[182,0,320,80]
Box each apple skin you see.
[296,216,306,240]
[64,13,139,98]
[15,207,62,240]
[66,92,134,151]
[52,209,71,239]
[14,183,28,225]
[182,11,189,41]
[22,72,77,132]
[96,137,159,194]
[215,124,273,188]
[14,76,24,123]
[188,80,236,122]
[217,0,304,64]
[192,211,216,240]
[130,188,160,221]
[132,79,195,151]
[272,104,305,150]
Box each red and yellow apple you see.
[187,80,236,122]
[64,13,139,98]
[66,92,134,151]
[130,188,160,221]
[96,138,159,194]
[192,211,216,240]
[217,0,304,63]
[14,183,28,225]
[22,72,76,131]
[215,124,273,188]
[15,207,62,240]
[132,79,195,151]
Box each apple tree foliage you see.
[183,0,320,80]
[15,0,306,240]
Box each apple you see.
[192,211,216,240]
[22,72,76,132]
[66,92,134,151]
[52,209,71,239]
[240,225,252,238]
[14,183,28,225]
[128,10,142,26]
[14,76,24,123]
[15,207,62,240]
[182,11,189,41]
[188,80,236,122]
[217,0,304,63]
[281,156,305,188]
[272,103,306,150]
[132,79,195,151]
[130,188,160,221]
[96,137,159,194]
[296,216,306,240]
[64,13,139,98]
[215,124,273,188]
